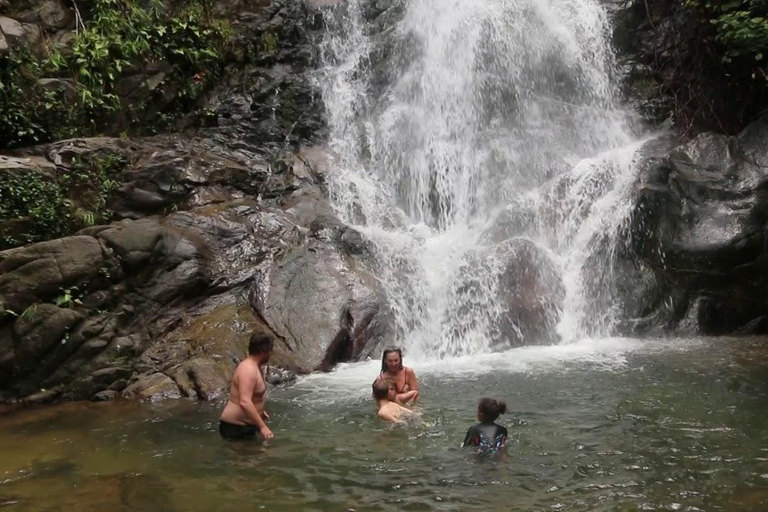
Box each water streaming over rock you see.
[316,0,648,358]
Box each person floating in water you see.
[379,347,420,404]
[219,333,275,441]
[462,397,508,454]
[372,378,414,423]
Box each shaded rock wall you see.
[626,115,768,335]
[0,135,394,403]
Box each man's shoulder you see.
[234,359,261,377]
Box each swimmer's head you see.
[372,378,394,401]
[249,333,274,362]
[381,347,403,373]
[477,398,506,423]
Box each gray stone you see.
[92,390,118,401]
[629,115,768,334]
[16,0,70,29]
[171,357,229,401]
[12,304,83,366]
[0,16,24,39]
[37,78,78,102]
[252,239,393,372]
[0,236,106,312]
[122,373,181,401]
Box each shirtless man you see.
[219,333,274,440]
[372,378,414,423]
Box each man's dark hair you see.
[478,397,507,422]
[248,333,274,355]
[372,378,392,400]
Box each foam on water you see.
[289,337,703,405]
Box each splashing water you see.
[316,0,647,359]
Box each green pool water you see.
[2,337,768,511]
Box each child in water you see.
[372,378,414,423]
[462,398,508,454]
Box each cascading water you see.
[316,0,648,359]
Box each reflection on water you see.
[2,338,768,511]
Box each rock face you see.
[0,0,400,403]
[253,238,393,372]
[494,239,564,345]
[0,135,393,402]
[627,115,768,334]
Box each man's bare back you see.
[219,334,274,440]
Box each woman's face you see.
[385,352,401,372]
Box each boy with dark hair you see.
[219,333,275,440]
[372,378,413,423]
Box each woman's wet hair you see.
[248,333,274,355]
[372,378,392,400]
[381,347,404,373]
[478,397,507,422]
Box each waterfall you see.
[316,0,646,358]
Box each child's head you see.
[372,378,394,401]
[477,397,506,422]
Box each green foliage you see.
[686,0,768,78]
[0,0,230,148]
[54,287,83,308]
[0,154,127,249]
[0,168,69,248]
[0,46,51,147]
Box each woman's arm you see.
[406,367,419,392]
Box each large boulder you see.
[445,238,564,351]
[0,236,106,313]
[495,239,564,345]
[629,115,768,333]
[252,238,393,372]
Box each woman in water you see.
[462,397,508,454]
[380,348,419,404]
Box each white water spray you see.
[316,0,647,359]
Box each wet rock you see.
[0,16,23,39]
[480,197,539,244]
[171,357,230,400]
[495,239,564,345]
[0,236,106,312]
[12,304,83,369]
[252,239,393,372]
[629,114,768,334]
[122,373,181,401]
[14,0,71,30]
[91,390,118,401]
[37,78,78,102]
[94,219,164,270]
[264,365,296,385]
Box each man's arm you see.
[238,374,274,439]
